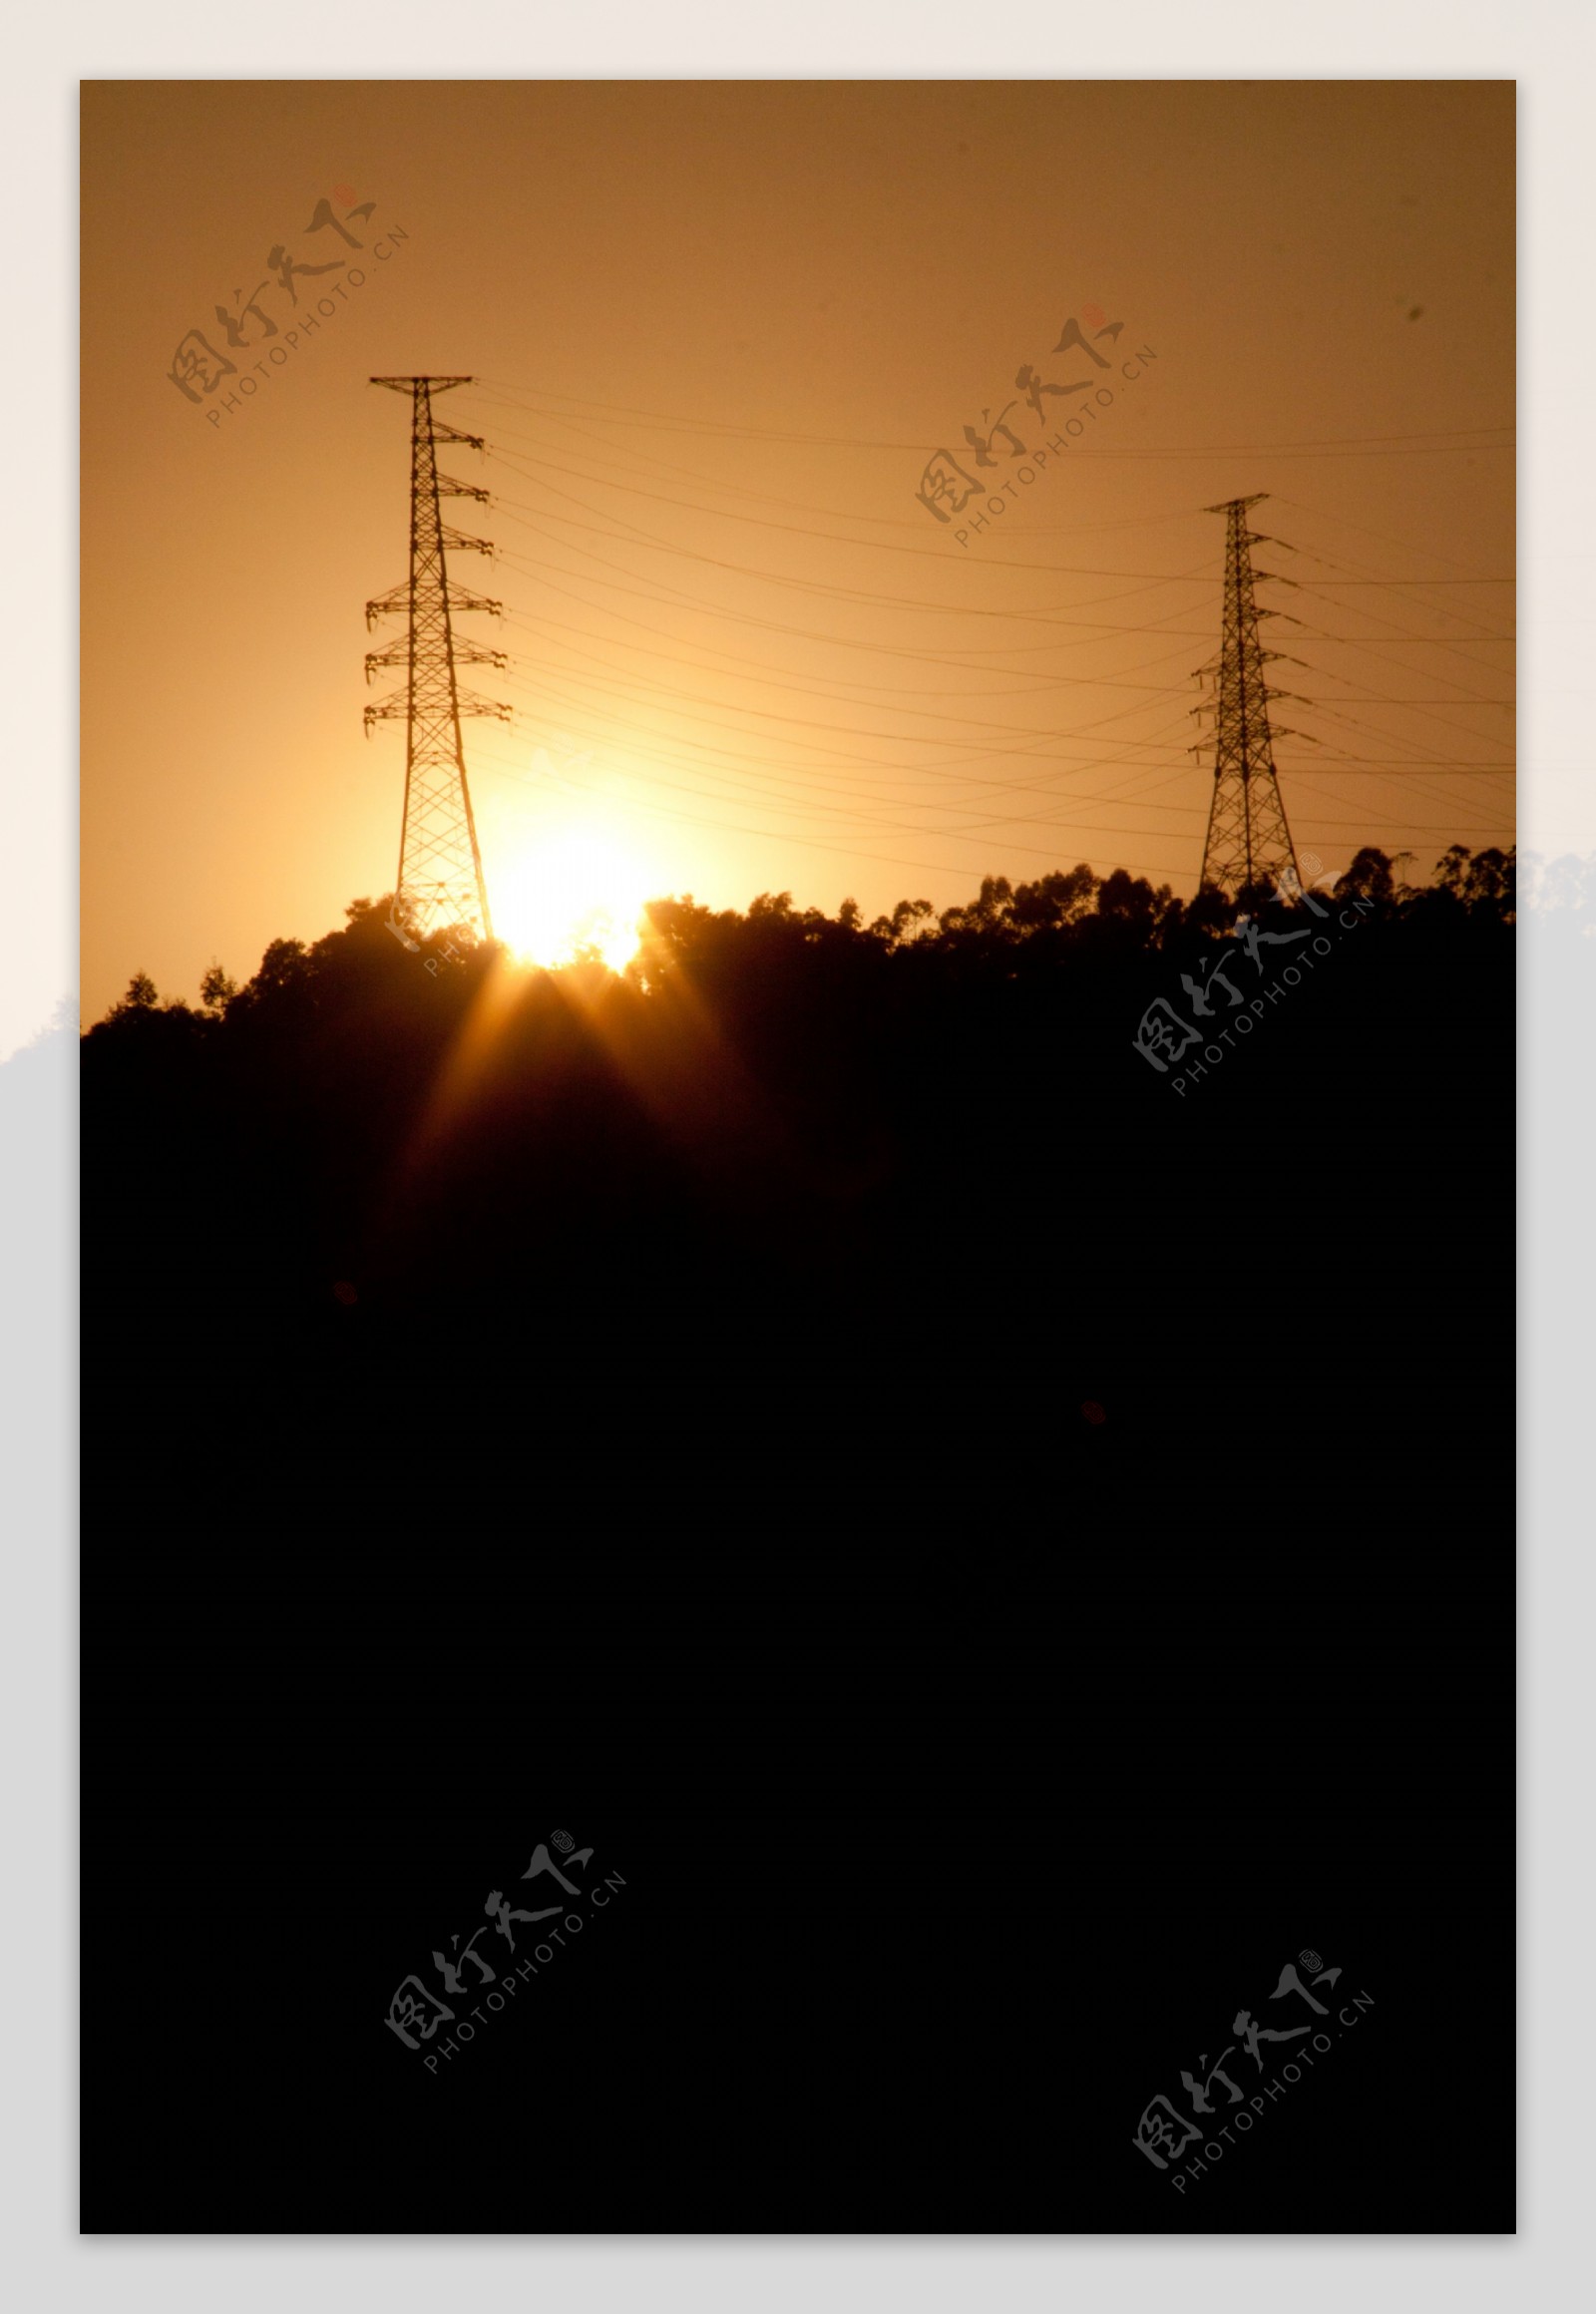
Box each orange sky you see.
[81,80,1514,1021]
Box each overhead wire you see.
[435,391,1514,885]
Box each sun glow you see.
[491,827,655,974]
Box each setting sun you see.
[490,825,656,973]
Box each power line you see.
[461,387,1512,895]
[474,379,1510,462]
[471,391,1205,537]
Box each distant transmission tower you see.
[365,376,508,945]
[1192,494,1305,899]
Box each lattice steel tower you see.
[1192,494,1305,898]
[365,376,508,944]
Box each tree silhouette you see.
[110,970,159,1016]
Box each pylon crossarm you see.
[455,691,513,721]
[370,374,474,393]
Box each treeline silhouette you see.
[83,841,1512,1490]
[87,844,1510,1275]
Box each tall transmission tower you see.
[1192,494,1306,899]
[365,376,509,946]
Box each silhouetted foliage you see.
[83,846,1514,1385]
[200,963,238,1014]
[109,970,160,1016]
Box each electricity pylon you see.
[365,376,508,945]
[1191,494,1306,899]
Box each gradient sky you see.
[81,79,1514,1021]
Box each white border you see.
[5,7,1590,2309]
